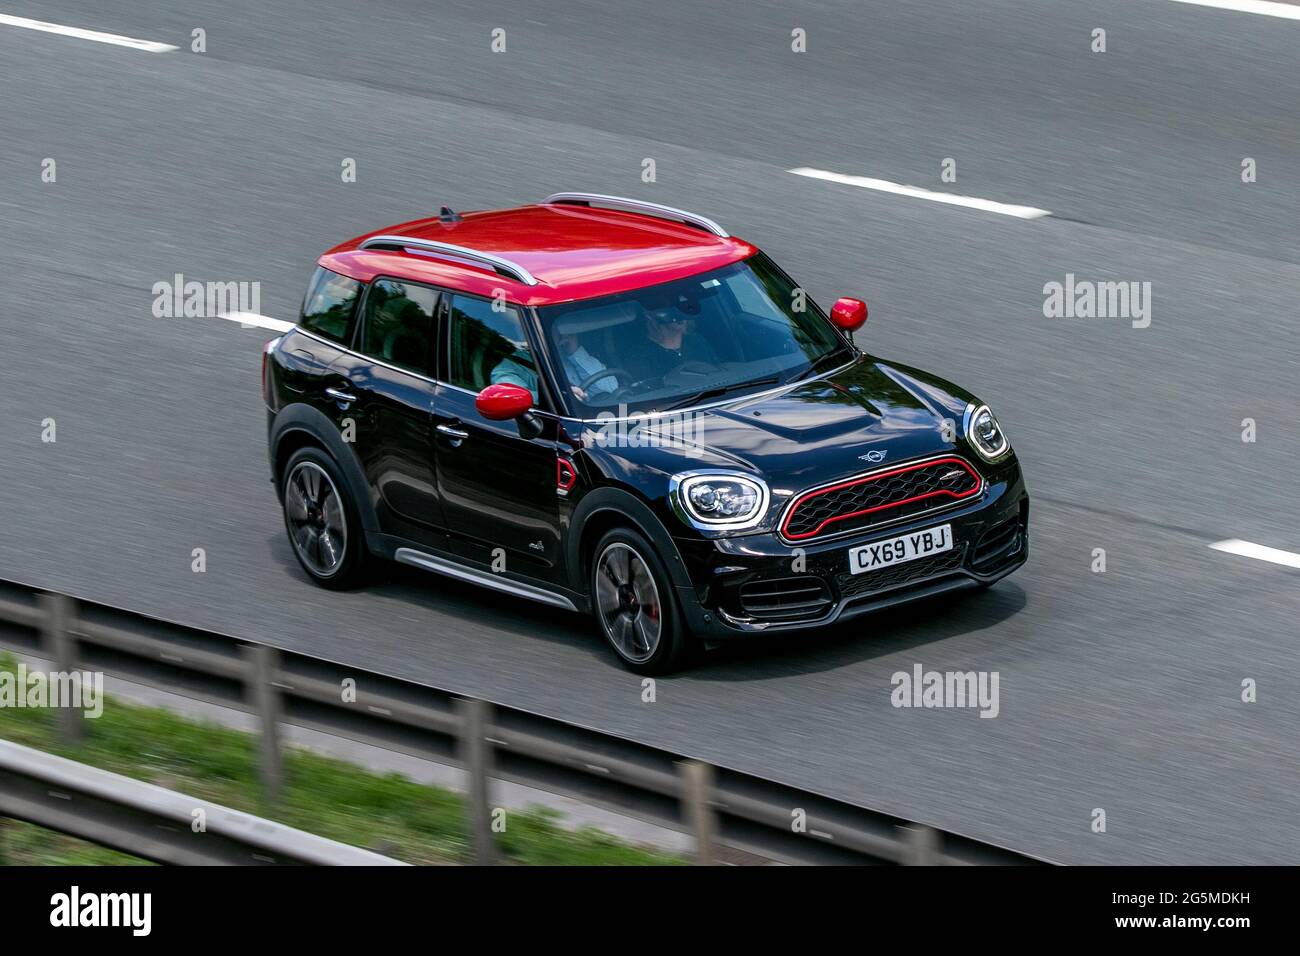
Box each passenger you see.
[489,351,538,403]
[554,320,618,401]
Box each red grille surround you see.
[780,455,983,542]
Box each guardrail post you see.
[242,644,283,805]
[678,760,717,865]
[39,592,81,743]
[457,697,496,865]
[901,824,941,865]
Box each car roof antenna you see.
[438,205,463,223]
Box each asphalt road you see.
[1,0,1299,863]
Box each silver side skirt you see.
[394,548,579,612]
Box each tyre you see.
[590,527,690,674]
[280,447,370,589]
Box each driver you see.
[634,293,717,380]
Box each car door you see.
[326,277,445,539]
[433,292,564,582]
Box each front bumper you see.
[673,459,1028,639]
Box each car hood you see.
[585,353,980,495]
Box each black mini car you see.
[264,193,1028,672]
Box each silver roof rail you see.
[358,235,539,286]
[542,192,730,238]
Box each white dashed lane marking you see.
[1164,0,1300,21]
[216,312,295,333]
[0,14,178,52]
[1209,539,1300,570]
[788,168,1052,220]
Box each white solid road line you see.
[1209,539,1300,570]
[217,312,296,333]
[788,167,1052,220]
[1164,0,1300,21]
[0,13,178,52]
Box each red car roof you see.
[319,202,758,307]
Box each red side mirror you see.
[830,297,868,332]
[475,383,533,420]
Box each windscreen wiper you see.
[790,350,848,383]
[664,376,779,411]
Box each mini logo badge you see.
[859,450,887,463]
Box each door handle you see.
[437,423,469,442]
[325,386,357,405]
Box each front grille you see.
[970,512,1024,573]
[782,456,982,542]
[837,546,966,599]
[738,576,834,623]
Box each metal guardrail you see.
[0,740,406,866]
[0,577,1050,865]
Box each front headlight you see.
[964,403,1010,461]
[670,472,769,531]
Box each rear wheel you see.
[591,528,689,674]
[281,447,369,589]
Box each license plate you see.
[848,524,953,575]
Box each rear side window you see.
[300,267,362,344]
[357,279,438,375]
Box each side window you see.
[447,295,536,403]
[300,267,362,344]
[357,279,438,375]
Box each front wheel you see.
[281,447,370,589]
[591,528,690,674]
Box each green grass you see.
[0,820,151,866]
[0,653,683,866]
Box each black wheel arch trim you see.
[566,486,695,595]
[269,403,381,535]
